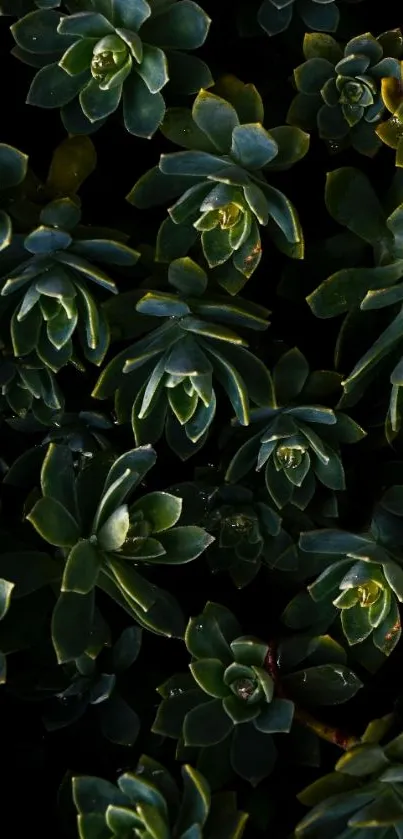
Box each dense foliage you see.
[2,1,403,837]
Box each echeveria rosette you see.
[26,442,214,658]
[296,717,403,838]
[73,753,248,839]
[0,196,139,372]
[0,352,64,423]
[225,348,366,510]
[307,166,403,433]
[153,602,362,787]
[283,517,403,662]
[287,31,403,157]
[43,625,142,746]
[0,143,28,251]
[202,482,298,587]
[92,257,273,460]
[11,0,212,137]
[128,81,309,289]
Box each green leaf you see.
[59,38,97,75]
[254,698,294,733]
[231,124,278,170]
[300,529,371,555]
[274,348,309,403]
[41,442,77,517]
[192,90,239,153]
[98,505,130,551]
[58,12,114,38]
[131,492,182,533]
[12,9,70,53]
[0,579,14,621]
[51,590,94,663]
[159,526,214,563]
[0,551,58,597]
[80,78,122,122]
[263,183,302,247]
[184,698,233,746]
[123,72,165,138]
[307,261,403,318]
[27,63,88,108]
[230,721,277,786]
[140,0,211,50]
[283,664,363,705]
[112,625,142,671]
[136,44,169,94]
[190,659,228,698]
[294,57,334,95]
[73,775,129,814]
[0,143,28,189]
[61,539,102,594]
[336,743,389,777]
[325,167,387,244]
[27,496,80,547]
[266,126,309,170]
[99,694,140,746]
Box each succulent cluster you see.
[11,1,212,136]
[288,30,403,156]
[4,1,403,838]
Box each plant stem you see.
[264,642,360,751]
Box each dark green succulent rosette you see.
[92,256,273,460]
[26,442,214,657]
[296,715,403,838]
[128,79,309,291]
[0,143,28,251]
[225,348,366,510]
[42,625,142,746]
[0,351,64,423]
[0,196,139,372]
[196,477,298,587]
[11,0,212,137]
[306,166,403,437]
[288,31,403,156]
[284,487,403,663]
[152,602,362,787]
[73,753,248,839]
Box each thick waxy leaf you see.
[325,167,387,244]
[231,721,277,785]
[12,9,70,53]
[123,72,165,138]
[140,0,211,50]
[27,64,89,108]
[51,590,94,663]
[61,539,102,594]
[184,698,233,746]
[231,124,278,169]
[27,496,80,547]
[192,90,239,153]
[131,492,182,533]
[283,664,363,705]
[190,658,228,698]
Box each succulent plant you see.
[92,256,273,460]
[225,348,366,510]
[43,625,142,745]
[0,196,139,371]
[0,143,28,251]
[128,78,309,289]
[283,486,403,662]
[26,443,214,656]
[287,31,403,156]
[73,754,248,839]
[0,351,64,422]
[296,715,403,837]
[1,0,60,13]
[152,602,362,787]
[307,166,403,433]
[376,68,403,166]
[11,0,212,137]
[198,478,298,587]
